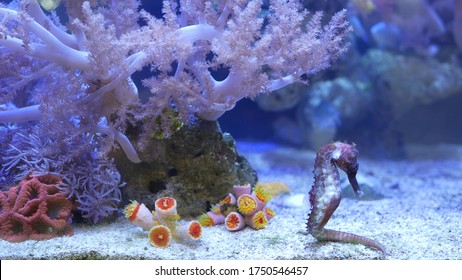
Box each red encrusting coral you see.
[0,174,74,243]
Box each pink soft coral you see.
[0,0,351,163]
[0,174,74,243]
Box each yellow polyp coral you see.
[125,197,202,248]
[237,194,257,215]
[225,213,239,229]
[199,211,225,227]
[263,207,276,220]
[247,211,268,230]
[219,193,236,205]
[198,183,276,232]
[123,200,140,221]
[253,184,272,203]
[198,213,214,227]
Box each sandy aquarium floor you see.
[1,141,461,260]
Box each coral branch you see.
[25,0,79,48]
[0,105,41,122]
[0,8,89,69]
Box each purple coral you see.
[2,130,124,223]
[60,156,124,224]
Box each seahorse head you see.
[331,142,363,197]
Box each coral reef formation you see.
[199,183,275,231]
[0,174,73,242]
[307,142,385,253]
[124,197,202,248]
[0,0,351,223]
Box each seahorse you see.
[307,142,385,254]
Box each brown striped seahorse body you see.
[307,142,385,254]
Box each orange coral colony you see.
[200,183,277,232]
[124,196,203,248]
[149,225,172,248]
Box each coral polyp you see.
[124,200,141,221]
[176,221,203,241]
[219,193,237,205]
[233,183,252,198]
[246,211,269,230]
[198,211,225,227]
[307,142,385,254]
[187,221,202,240]
[149,225,172,248]
[263,207,276,220]
[237,194,258,215]
[253,184,272,204]
[225,212,245,231]
[155,197,177,215]
[123,200,155,231]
